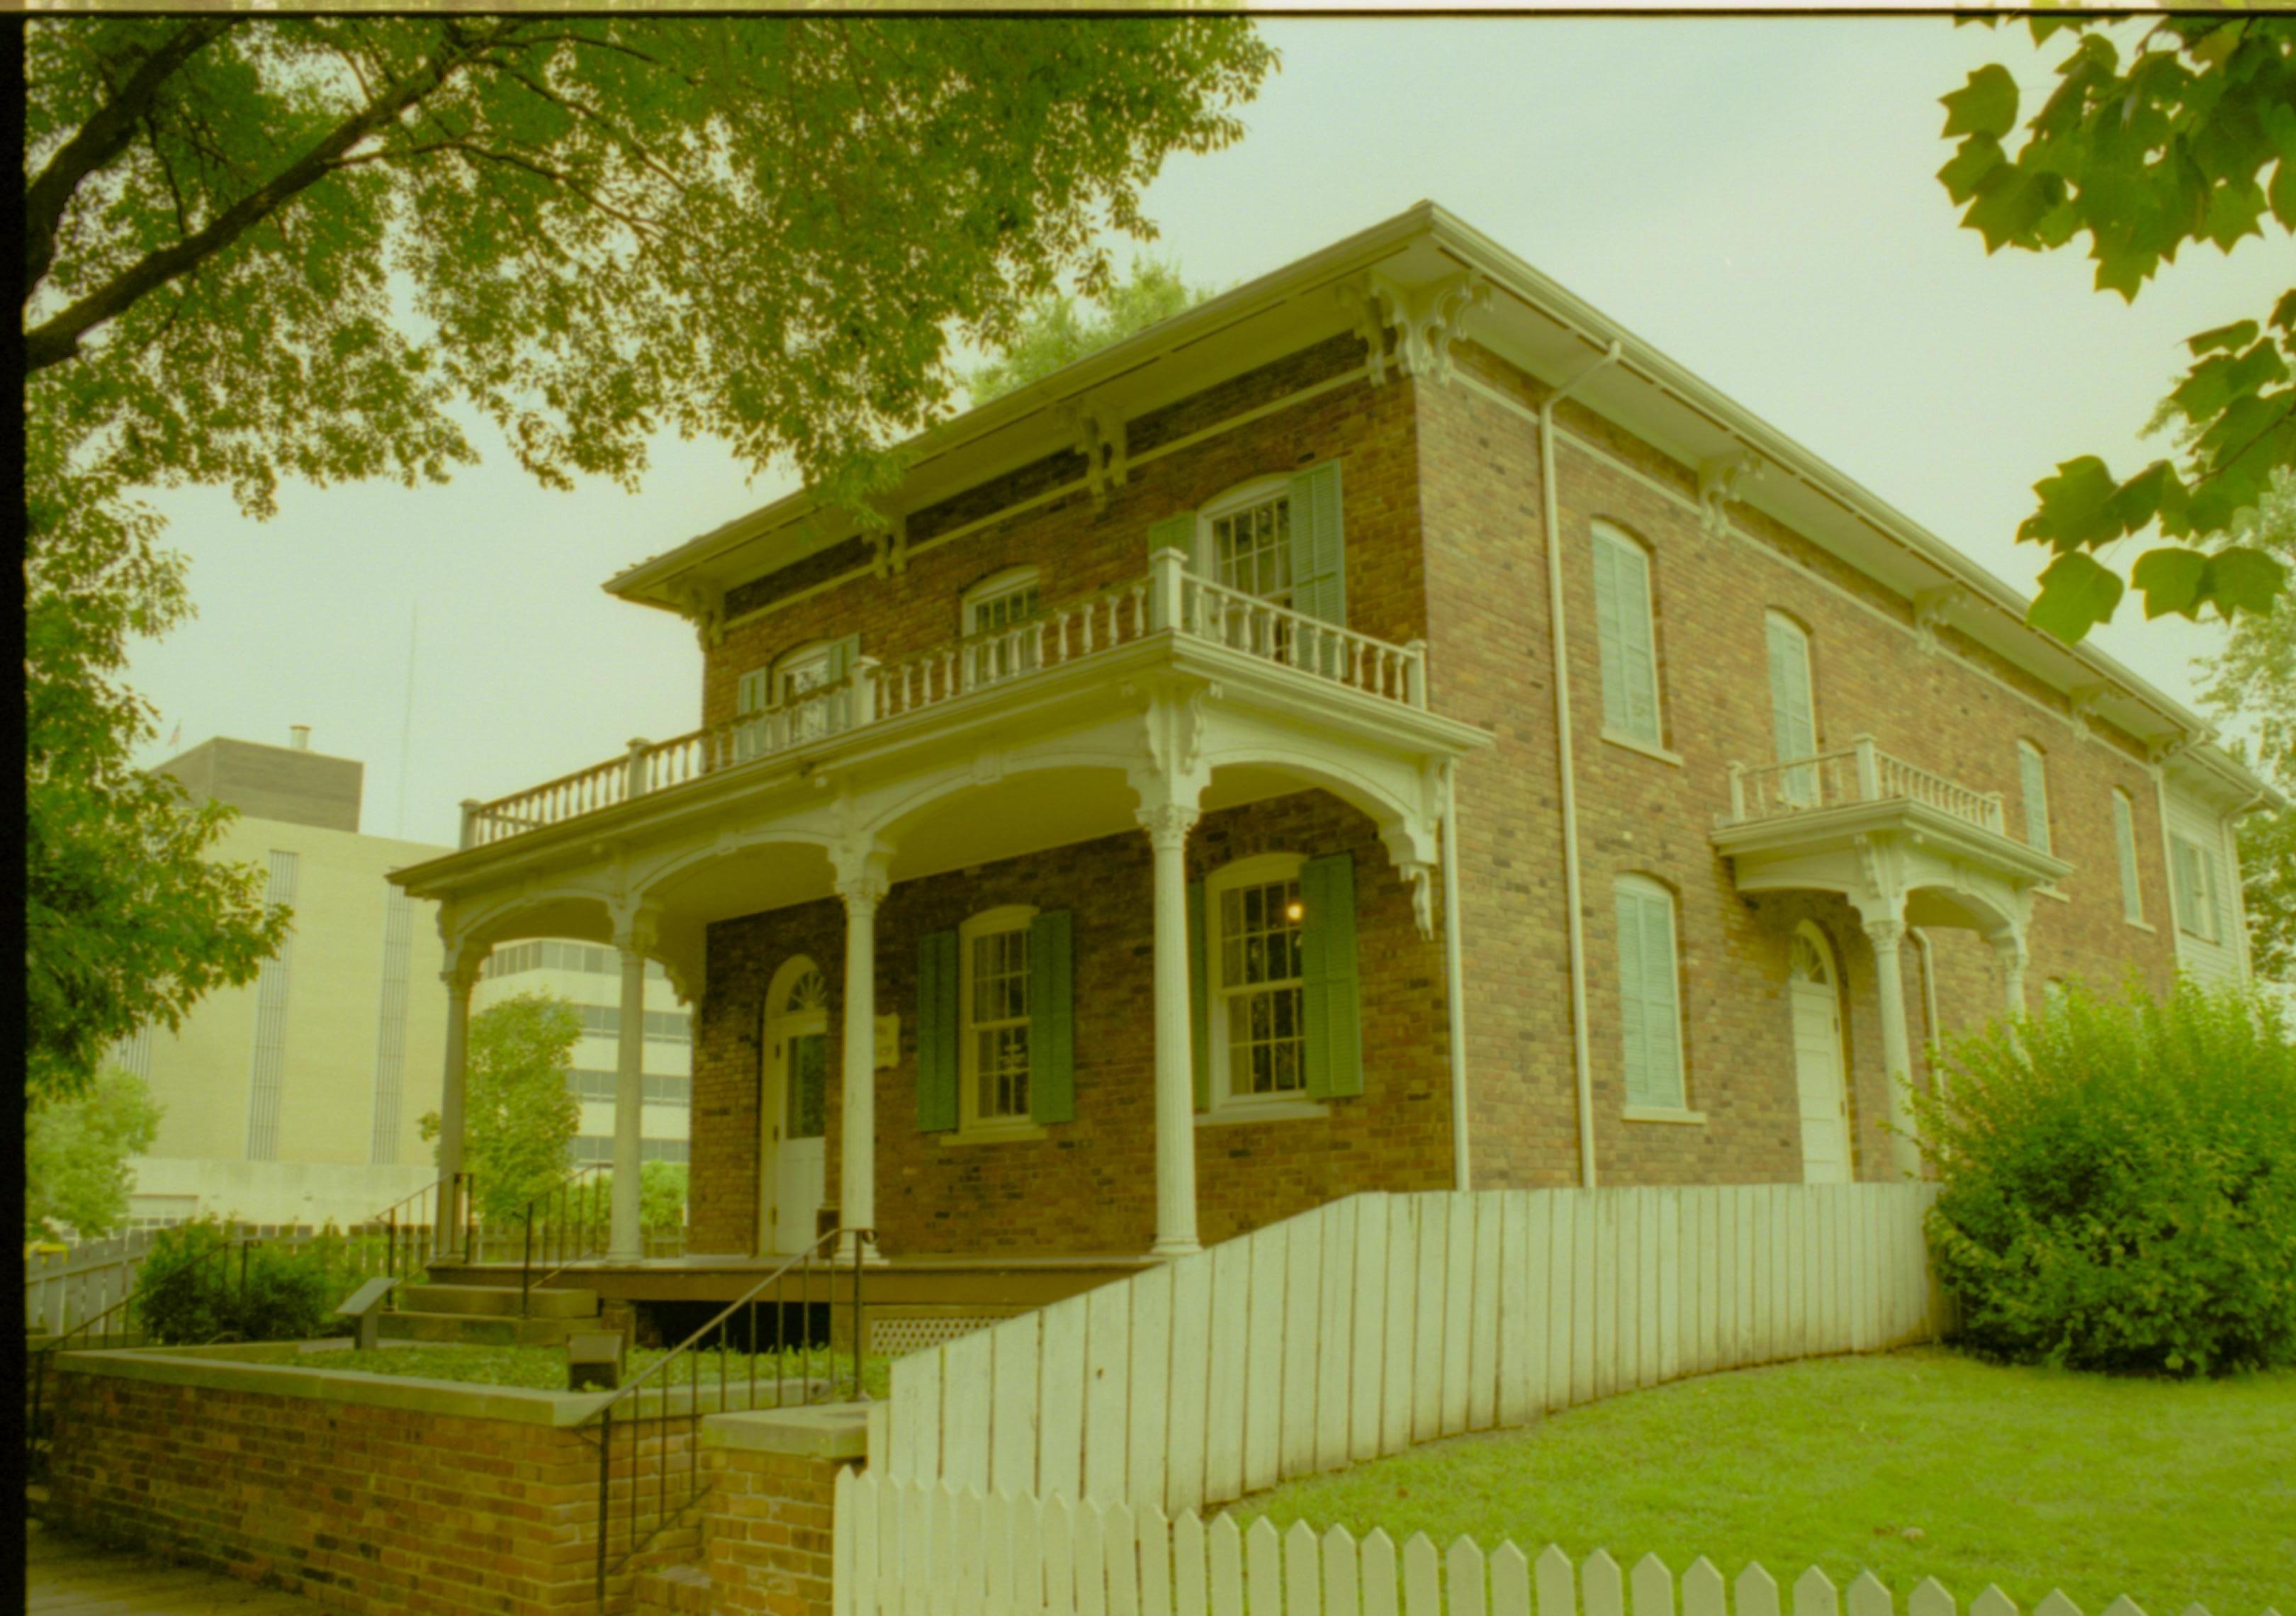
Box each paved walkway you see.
[28,1519,322,1615]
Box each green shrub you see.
[133,1218,384,1345]
[1913,979,2296,1376]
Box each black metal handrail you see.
[344,1170,475,1304]
[580,1227,874,1612]
[516,1160,614,1316]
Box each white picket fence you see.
[833,1471,2273,1616]
[879,1185,1949,1520]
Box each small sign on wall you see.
[874,1014,899,1070]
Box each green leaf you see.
[2020,456,2123,551]
[2027,551,2127,644]
[2207,544,2290,619]
[2132,546,2210,619]
[2189,319,2262,357]
[1940,135,2007,206]
[2103,460,2178,534]
[1942,64,2022,141]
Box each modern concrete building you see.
[120,728,452,1228]
[116,729,694,1230]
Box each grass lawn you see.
[294,1342,894,1401]
[1229,1348,2294,1616]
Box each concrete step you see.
[376,1311,595,1347]
[398,1284,598,1320]
[635,1564,711,1616]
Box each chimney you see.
[289,725,310,751]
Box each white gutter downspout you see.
[1442,763,1471,1191]
[1543,340,1624,1191]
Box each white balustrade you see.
[1724,741,2006,838]
[458,570,1431,848]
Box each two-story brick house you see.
[393,203,2267,1328]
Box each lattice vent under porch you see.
[867,1314,1007,1357]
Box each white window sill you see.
[2123,917,2154,933]
[1196,1097,1329,1128]
[1600,729,1684,768]
[2034,884,2070,903]
[1622,1105,1706,1126]
[939,1121,1049,1148]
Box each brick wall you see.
[42,1355,733,1616]
[702,1440,855,1616]
[690,788,1454,1261]
[1418,341,2181,1191]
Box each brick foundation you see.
[700,1406,868,1616]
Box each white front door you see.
[761,965,830,1255]
[1789,927,1852,1184]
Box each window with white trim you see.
[2171,832,2223,942]
[1208,488,1293,607]
[1208,853,1307,1104]
[963,568,1042,685]
[776,641,837,743]
[960,906,1035,1129]
[1614,875,1686,1111]
[1591,522,1662,748]
[2112,790,2144,924]
[1765,612,1820,808]
[2018,741,2052,854]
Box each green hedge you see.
[1913,980,2296,1376]
[133,1220,402,1345]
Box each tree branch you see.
[24,21,518,375]
[23,18,238,307]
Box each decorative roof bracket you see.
[867,513,909,580]
[1061,401,1129,512]
[1912,584,1966,654]
[1696,451,1762,537]
[2066,683,2108,739]
[668,576,726,651]
[1352,271,1490,388]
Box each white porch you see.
[1713,736,2071,1175]
[394,551,1489,1265]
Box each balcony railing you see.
[1723,736,2006,836]
[461,550,1431,850]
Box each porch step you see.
[635,1564,711,1616]
[398,1283,599,1320]
[376,1311,594,1347]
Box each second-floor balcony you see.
[1719,739,2006,838]
[460,550,1436,852]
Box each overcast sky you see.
[122,18,2282,849]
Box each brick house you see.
[393,203,2267,1323]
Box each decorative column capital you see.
[1136,800,1198,852]
[1862,916,1906,953]
[831,841,894,911]
[1988,928,2029,970]
[609,899,661,958]
[441,950,484,995]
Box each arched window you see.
[962,568,1042,684]
[1765,610,1818,805]
[2018,740,2052,854]
[1591,522,1663,748]
[2112,788,2143,924]
[1614,875,1686,1111]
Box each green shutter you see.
[1300,853,1363,1100]
[1288,461,1347,627]
[1150,512,1198,574]
[916,929,959,1132]
[737,670,770,715]
[1188,880,1210,1111]
[1028,910,1075,1126]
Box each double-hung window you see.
[963,569,1042,686]
[1614,875,1687,1112]
[2112,790,2144,924]
[2018,741,2052,854]
[1765,612,1819,807]
[1208,854,1307,1102]
[1591,523,1662,749]
[959,907,1035,1130]
[2171,832,2223,942]
[1205,485,1297,663]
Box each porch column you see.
[1141,799,1202,1258]
[435,947,478,1259]
[835,856,891,1262]
[609,936,648,1263]
[1993,929,2030,1021]
[1863,918,1921,1179]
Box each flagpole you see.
[396,604,417,840]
